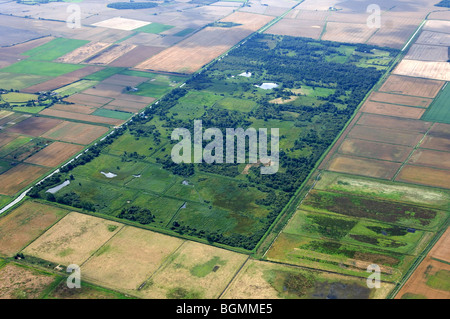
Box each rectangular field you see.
[347,125,424,146]
[5,117,63,137]
[405,44,449,62]
[338,138,413,162]
[379,75,444,98]
[396,165,450,189]
[422,83,450,124]
[23,212,124,266]
[81,226,184,292]
[24,142,84,167]
[0,200,68,257]
[361,101,426,119]
[369,92,433,108]
[0,164,49,195]
[41,121,109,145]
[393,59,450,81]
[420,123,450,152]
[356,113,432,133]
[327,155,402,179]
[39,109,124,126]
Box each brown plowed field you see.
[357,113,432,133]
[41,121,109,145]
[24,141,84,167]
[379,75,444,98]
[369,92,433,108]
[108,45,165,68]
[327,155,401,179]
[362,101,426,119]
[348,125,424,146]
[408,149,450,171]
[396,165,450,189]
[338,138,413,162]
[0,164,49,195]
[5,117,63,137]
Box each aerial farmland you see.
[0,0,448,307]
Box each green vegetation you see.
[92,108,132,120]
[22,38,89,61]
[426,269,450,291]
[0,60,84,77]
[422,83,450,124]
[190,256,227,278]
[83,67,125,81]
[136,23,174,34]
[31,34,397,251]
[173,28,196,37]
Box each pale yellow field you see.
[140,241,248,299]
[23,212,123,266]
[393,59,450,81]
[81,226,184,292]
[92,17,150,31]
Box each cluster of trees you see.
[118,206,155,225]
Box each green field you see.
[0,73,52,90]
[422,83,450,124]
[173,28,196,37]
[136,23,174,34]
[54,80,98,96]
[0,60,84,77]
[22,38,89,61]
[83,67,124,81]
[92,108,132,120]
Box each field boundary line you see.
[391,124,434,181]
[136,240,188,292]
[218,256,250,299]
[79,223,127,268]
